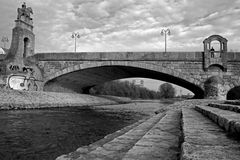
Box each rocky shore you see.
[0,89,131,110]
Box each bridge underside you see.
[44,66,204,98]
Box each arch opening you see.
[89,78,194,99]
[227,86,240,100]
[210,40,221,58]
[210,40,221,51]
[44,65,204,99]
[208,64,225,72]
[23,37,30,58]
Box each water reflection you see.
[0,107,147,160]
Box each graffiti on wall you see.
[6,65,42,91]
[7,74,41,91]
[9,65,20,71]
[22,67,33,73]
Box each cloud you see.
[1,0,239,52]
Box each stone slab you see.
[123,110,182,160]
[196,105,240,134]
[182,142,240,160]
[182,106,240,160]
[209,103,240,113]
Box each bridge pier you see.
[204,76,227,100]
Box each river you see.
[0,106,148,160]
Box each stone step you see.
[208,103,240,113]
[182,106,240,160]
[55,118,148,160]
[122,109,182,160]
[56,112,166,160]
[195,105,240,134]
[225,100,240,106]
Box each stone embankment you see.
[196,101,240,135]
[56,99,240,160]
[0,89,131,110]
[56,107,182,160]
[181,99,240,160]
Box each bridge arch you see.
[43,61,204,98]
[208,64,225,72]
[227,86,240,100]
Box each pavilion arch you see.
[203,35,228,52]
[43,61,204,98]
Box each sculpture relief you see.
[17,2,33,21]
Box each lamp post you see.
[1,36,9,48]
[72,32,80,52]
[161,28,170,53]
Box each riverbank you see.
[0,89,131,110]
[91,101,171,116]
[57,99,226,160]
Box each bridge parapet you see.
[29,51,240,62]
[30,52,203,61]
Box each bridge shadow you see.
[227,86,240,100]
[44,66,204,99]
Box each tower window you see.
[23,37,30,58]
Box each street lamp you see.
[161,28,170,53]
[1,36,9,48]
[72,32,80,52]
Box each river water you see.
[0,107,148,160]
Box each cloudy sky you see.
[0,0,240,52]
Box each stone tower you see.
[7,2,35,62]
[0,3,43,91]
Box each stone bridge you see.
[1,3,240,99]
[24,51,240,99]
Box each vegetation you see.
[90,80,161,99]
[158,83,176,98]
[90,80,178,99]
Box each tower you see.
[7,2,35,62]
[203,35,228,71]
[1,3,43,91]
